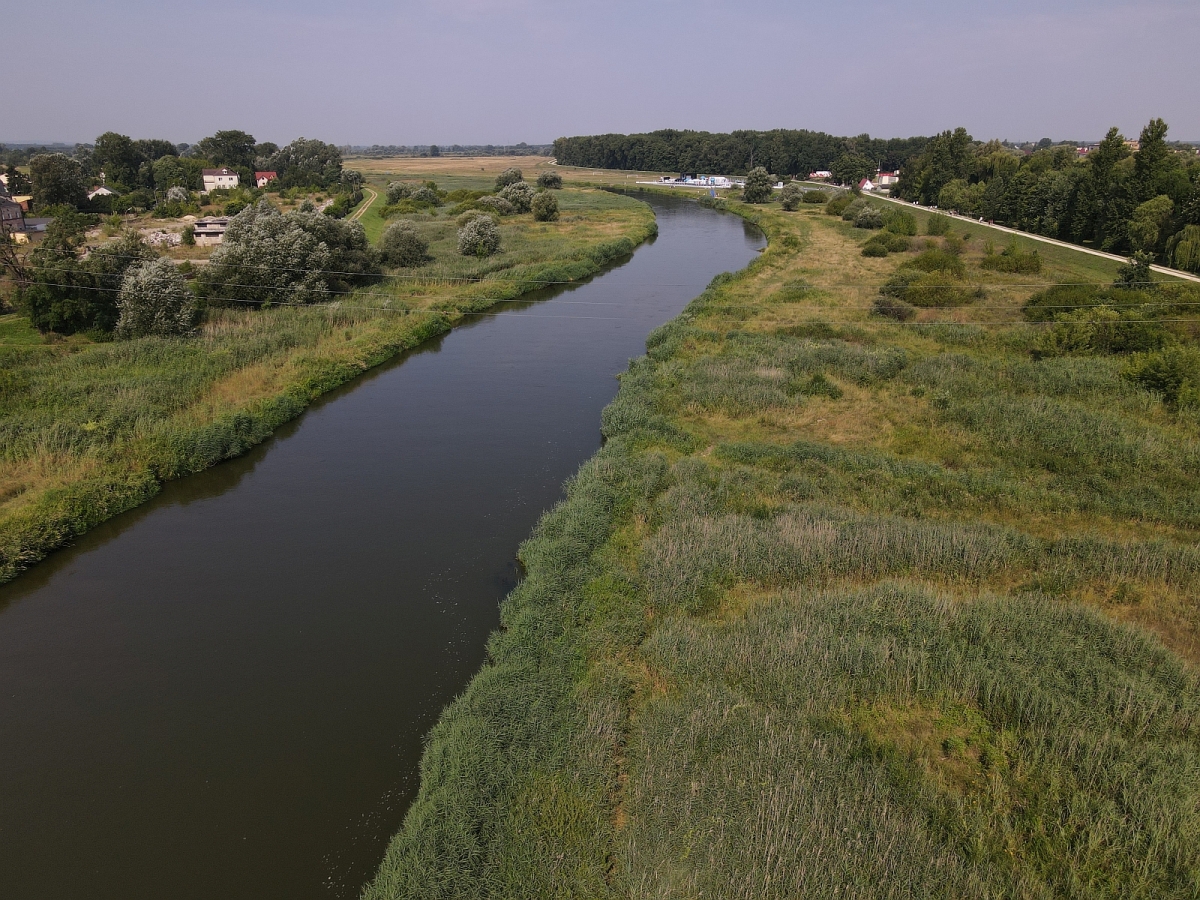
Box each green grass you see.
[0,187,656,583]
[365,197,1200,898]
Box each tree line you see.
[17,131,357,213]
[551,129,930,179]
[894,119,1200,271]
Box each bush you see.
[410,186,441,206]
[536,171,563,190]
[861,240,889,257]
[378,221,429,267]
[181,225,195,246]
[779,183,804,211]
[114,259,197,338]
[166,185,189,203]
[883,233,911,252]
[853,206,884,229]
[1115,252,1154,290]
[531,191,559,222]
[872,295,917,321]
[883,209,917,235]
[742,167,775,204]
[476,196,516,216]
[802,190,829,204]
[904,272,975,307]
[1123,346,1200,407]
[980,242,1042,273]
[841,198,868,222]
[458,215,501,257]
[456,209,498,228]
[495,167,523,190]
[499,181,534,213]
[825,195,852,217]
[1034,306,1169,358]
[925,213,951,235]
[902,249,966,278]
[386,182,412,204]
[224,199,247,216]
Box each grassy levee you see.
[0,188,656,583]
[365,197,1200,897]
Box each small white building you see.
[809,170,833,180]
[202,168,240,193]
[88,185,118,200]
[875,171,900,186]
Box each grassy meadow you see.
[0,179,656,582]
[365,193,1200,897]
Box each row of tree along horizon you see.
[553,120,1200,268]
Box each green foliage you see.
[936,178,985,215]
[779,182,804,211]
[1114,252,1154,289]
[980,241,1043,273]
[883,209,917,235]
[1122,346,1200,407]
[201,199,379,305]
[861,240,888,257]
[901,248,966,278]
[458,215,501,257]
[378,221,429,268]
[192,130,257,171]
[1169,225,1200,272]
[853,206,884,229]
[872,294,917,320]
[841,197,868,221]
[531,191,559,222]
[925,213,951,235]
[266,138,344,190]
[824,194,852,217]
[181,225,195,246]
[536,171,563,190]
[455,209,498,228]
[902,272,975,307]
[742,167,775,204]
[29,153,87,208]
[1128,195,1175,252]
[499,181,534,213]
[495,167,524,190]
[1034,306,1170,358]
[477,195,517,216]
[114,259,196,339]
[830,152,876,187]
[802,190,829,204]
[409,186,441,206]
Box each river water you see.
[0,196,763,899]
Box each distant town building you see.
[1123,140,1141,152]
[202,168,240,193]
[809,170,833,180]
[255,171,278,189]
[875,171,900,186]
[88,185,118,200]
[192,216,230,246]
[858,178,876,192]
[1,196,25,233]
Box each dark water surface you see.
[0,196,763,899]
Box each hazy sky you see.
[7,0,1198,146]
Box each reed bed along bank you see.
[0,188,656,582]
[365,195,1200,898]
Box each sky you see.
[7,0,1199,147]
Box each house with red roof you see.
[255,171,278,189]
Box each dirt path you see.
[349,186,378,222]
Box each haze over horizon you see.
[7,0,1199,147]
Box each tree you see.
[1128,195,1174,253]
[458,216,500,256]
[429,145,441,157]
[499,181,534,212]
[29,153,87,208]
[531,191,559,222]
[742,167,774,203]
[1167,225,1200,272]
[1114,251,1154,289]
[4,164,30,194]
[378,221,429,267]
[115,259,196,338]
[779,182,803,211]
[193,130,257,170]
[267,138,344,189]
[536,171,563,189]
[93,132,140,187]
[202,199,379,305]
[495,167,523,190]
[830,153,875,187]
[1134,118,1173,200]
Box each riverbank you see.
[366,196,1200,896]
[0,188,656,583]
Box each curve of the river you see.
[0,195,764,900]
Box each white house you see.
[255,171,278,189]
[202,168,240,193]
[875,171,900,186]
[88,185,118,200]
[858,178,876,192]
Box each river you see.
[0,195,763,899]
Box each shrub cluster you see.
[476,195,516,216]
[825,194,852,217]
[536,171,563,190]
[458,215,501,257]
[494,167,523,190]
[386,182,412,204]
[531,191,559,222]
[853,206,884,229]
[802,190,829,204]
[499,181,534,213]
[378,221,429,268]
[981,242,1042,273]
[872,294,917,321]
[742,167,775,204]
[114,259,197,339]
[925,213,951,235]
[779,183,804,211]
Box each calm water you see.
[0,196,763,899]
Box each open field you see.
[366,194,1200,898]
[0,182,656,582]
